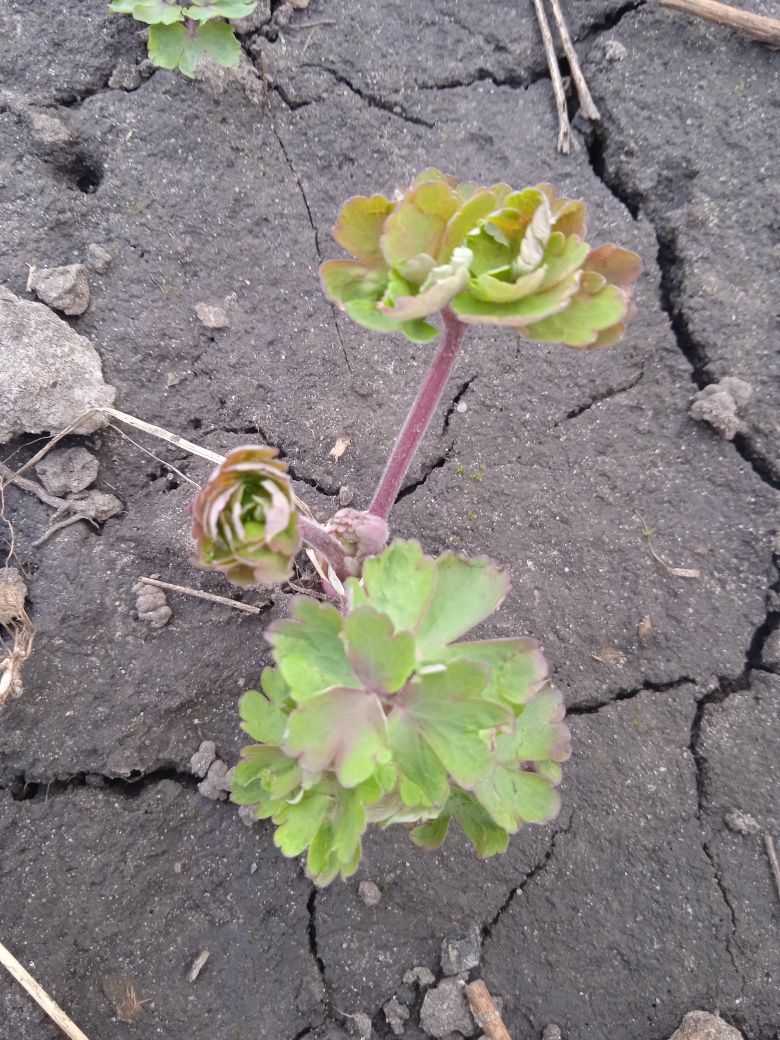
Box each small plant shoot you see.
[108,0,256,77]
[189,169,641,885]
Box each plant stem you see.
[369,308,467,521]
[298,515,350,582]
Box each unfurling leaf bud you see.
[325,508,389,563]
[191,446,300,586]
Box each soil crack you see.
[583,118,779,489]
[568,675,694,715]
[301,65,434,128]
[553,368,644,426]
[481,814,575,946]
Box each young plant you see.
[108,0,256,77]
[191,169,641,885]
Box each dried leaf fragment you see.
[329,435,351,460]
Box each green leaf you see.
[239,688,286,744]
[503,686,570,762]
[474,765,560,832]
[274,791,331,857]
[388,709,450,807]
[320,260,387,305]
[379,246,473,322]
[441,638,547,705]
[268,598,360,700]
[448,791,509,856]
[450,272,580,328]
[188,0,256,21]
[114,0,184,24]
[331,787,367,863]
[361,540,436,634]
[410,814,450,850]
[332,194,395,267]
[400,318,439,343]
[389,664,510,789]
[524,279,629,348]
[181,21,241,76]
[342,606,416,693]
[283,687,391,786]
[416,553,510,660]
[147,22,189,69]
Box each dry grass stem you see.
[659,0,780,47]
[547,0,601,120]
[531,0,571,152]
[136,576,269,615]
[465,979,514,1040]
[765,833,780,904]
[0,940,92,1040]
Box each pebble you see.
[543,1026,563,1040]
[197,758,234,801]
[441,924,481,976]
[723,809,760,835]
[420,975,476,1038]
[133,581,172,629]
[27,263,90,316]
[189,740,218,778]
[108,62,142,91]
[383,996,409,1036]
[358,880,382,906]
[195,302,230,329]
[689,377,753,441]
[35,447,99,496]
[87,243,113,274]
[667,1011,745,1040]
[402,965,435,988]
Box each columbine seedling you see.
[191,170,641,885]
[108,0,256,77]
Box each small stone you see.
[197,758,233,801]
[543,1026,563,1040]
[383,998,409,1036]
[87,243,113,274]
[440,924,481,975]
[35,447,99,497]
[723,809,761,835]
[108,61,142,91]
[689,377,753,441]
[195,302,230,329]
[402,966,435,988]
[667,1011,745,1040]
[27,263,90,316]
[338,485,354,507]
[250,860,258,873]
[274,2,294,26]
[66,489,122,523]
[173,862,183,873]
[358,880,382,907]
[420,976,476,1038]
[27,109,73,150]
[133,581,172,629]
[601,39,627,62]
[288,0,310,7]
[344,1011,372,1039]
[189,740,217,778]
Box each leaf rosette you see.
[232,539,571,886]
[191,445,300,585]
[320,168,641,347]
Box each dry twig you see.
[547,0,601,120]
[659,0,780,48]
[765,833,780,904]
[531,0,571,152]
[637,514,701,579]
[465,979,513,1040]
[0,940,91,1040]
[136,576,269,616]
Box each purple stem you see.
[369,308,467,521]
[298,515,350,583]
